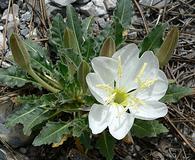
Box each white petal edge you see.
[140,51,159,69]
[112,43,140,65]
[86,73,109,104]
[91,56,117,85]
[89,104,110,134]
[108,106,135,140]
[130,101,168,120]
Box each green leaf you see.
[80,131,92,150]
[72,118,88,137]
[100,37,116,57]
[114,0,133,28]
[140,24,166,55]
[24,40,53,75]
[33,121,71,146]
[66,5,82,54]
[96,132,116,160]
[10,34,31,70]
[6,104,57,136]
[64,27,81,55]
[77,60,90,92]
[156,27,179,67]
[131,120,168,138]
[82,16,94,40]
[113,18,124,48]
[160,84,194,103]
[0,66,38,88]
[49,14,66,50]
[33,117,87,146]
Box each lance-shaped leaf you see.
[156,27,179,67]
[100,37,116,57]
[114,0,133,28]
[49,14,66,50]
[64,27,81,55]
[131,120,168,138]
[140,24,166,55]
[24,40,53,75]
[0,66,39,88]
[96,132,116,160]
[33,121,71,146]
[82,16,94,40]
[66,5,82,54]
[160,84,194,103]
[6,104,57,136]
[10,34,31,71]
[77,60,90,92]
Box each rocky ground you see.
[0,0,195,159]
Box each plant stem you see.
[28,68,60,93]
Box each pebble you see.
[0,26,3,31]
[104,0,117,10]
[96,17,107,28]
[80,0,107,16]
[0,0,8,10]
[20,28,29,37]
[19,147,27,154]
[21,11,31,22]
[50,0,77,7]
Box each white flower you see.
[86,44,168,140]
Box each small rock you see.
[0,0,9,10]
[45,2,60,17]
[80,0,107,16]
[104,0,117,10]
[19,147,27,154]
[50,0,77,7]
[135,145,141,151]
[0,26,3,31]
[0,99,31,148]
[21,11,31,22]
[96,17,107,28]
[20,28,29,37]
[2,4,19,22]
[76,0,90,4]
[19,24,26,29]
[151,151,164,160]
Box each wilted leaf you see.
[100,37,116,57]
[114,0,133,28]
[156,27,179,67]
[96,132,116,160]
[160,84,194,103]
[131,120,168,138]
[140,24,166,55]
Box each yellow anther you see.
[96,84,113,93]
[135,62,148,82]
[117,56,123,79]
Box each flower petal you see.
[112,44,140,91]
[140,51,159,69]
[86,73,109,104]
[91,57,117,85]
[136,70,168,101]
[112,43,139,65]
[89,104,110,134]
[130,101,168,120]
[108,106,134,140]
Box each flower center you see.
[112,89,128,105]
